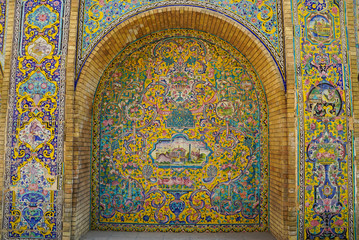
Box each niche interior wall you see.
[91,28,270,232]
[71,6,291,240]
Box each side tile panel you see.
[0,0,8,73]
[292,0,355,238]
[2,0,70,239]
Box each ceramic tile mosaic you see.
[2,0,70,239]
[292,0,355,238]
[76,0,284,89]
[91,29,269,232]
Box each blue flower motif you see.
[143,215,149,222]
[120,216,124,222]
[236,216,242,222]
[205,216,212,222]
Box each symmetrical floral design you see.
[26,4,58,32]
[293,0,355,238]
[3,0,69,239]
[91,30,269,232]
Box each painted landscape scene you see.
[150,136,212,168]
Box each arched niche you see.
[68,6,288,240]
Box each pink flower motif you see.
[332,7,338,14]
[337,124,343,131]
[334,219,344,226]
[130,107,138,113]
[103,119,114,126]
[310,220,319,227]
[310,123,316,130]
[323,198,331,205]
[38,14,47,22]
[323,198,331,211]
[208,68,214,78]
[28,183,39,191]
[247,116,253,123]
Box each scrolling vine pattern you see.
[76,0,284,88]
[91,29,269,232]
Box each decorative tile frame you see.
[76,0,285,89]
[2,0,70,238]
